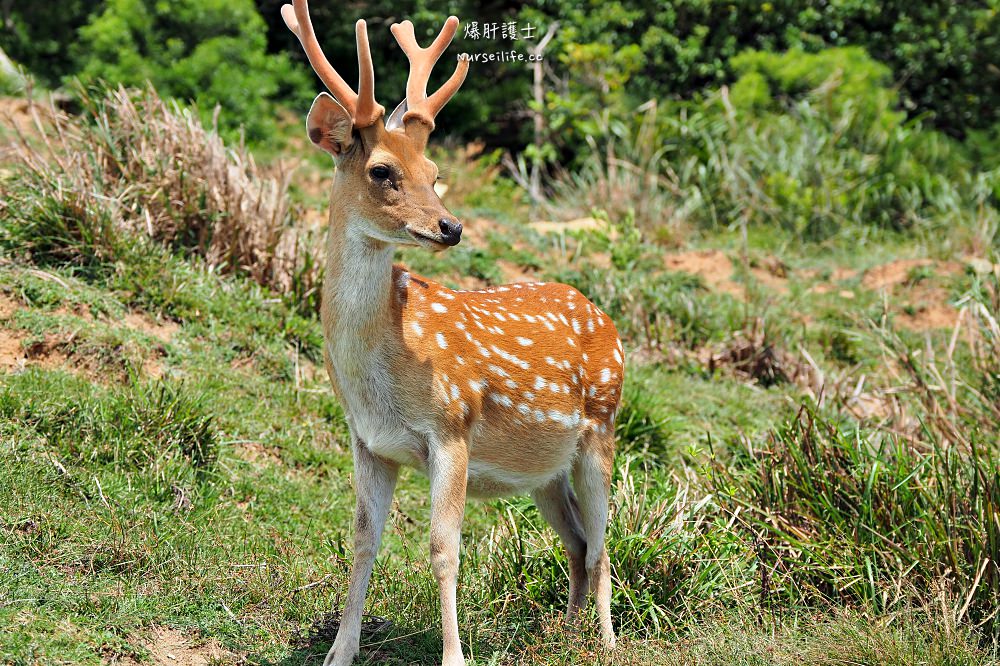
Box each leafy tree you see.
[72,0,310,141]
[0,0,102,87]
[522,0,1000,139]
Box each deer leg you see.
[428,441,469,666]
[572,433,616,649]
[531,472,589,622]
[324,437,399,666]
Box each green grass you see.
[2,87,1000,665]
[3,223,997,665]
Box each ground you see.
[2,101,997,665]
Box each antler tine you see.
[281,1,384,128]
[390,16,470,129]
[353,19,384,128]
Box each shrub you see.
[1,85,323,312]
[522,0,999,139]
[546,47,999,242]
[71,0,309,142]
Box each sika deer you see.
[281,3,623,663]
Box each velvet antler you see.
[390,16,470,130]
[281,0,384,128]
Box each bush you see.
[70,0,309,142]
[1,85,324,313]
[524,0,999,139]
[546,47,999,242]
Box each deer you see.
[280,3,623,664]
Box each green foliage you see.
[729,47,900,132]
[0,1,102,88]
[550,47,999,242]
[716,406,1000,630]
[3,0,998,150]
[526,0,1000,139]
[71,0,309,141]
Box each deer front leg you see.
[428,441,469,666]
[325,437,399,666]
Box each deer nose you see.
[438,218,463,246]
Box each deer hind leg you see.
[325,438,399,666]
[531,472,589,622]
[572,430,616,648]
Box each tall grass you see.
[543,80,1000,247]
[2,85,323,310]
[1,370,218,493]
[717,405,1000,631]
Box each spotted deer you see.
[281,2,623,664]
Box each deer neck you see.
[321,188,398,368]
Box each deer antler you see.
[390,16,470,130]
[281,0,384,128]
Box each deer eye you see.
[370,165,391,180]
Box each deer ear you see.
[384,99,408,132]
[306,93,354,156]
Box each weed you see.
[1,85,324,312]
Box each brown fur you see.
[287,13,620,665]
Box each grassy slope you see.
[2,100,998,665]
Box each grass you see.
[2,84,324,314]
[2,85,1000,664]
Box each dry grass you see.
[867,282,1000,449]
[3,85,322,305]
[535,102,689,242]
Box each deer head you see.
[282,0,470,247]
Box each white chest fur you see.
[325,229,429,467]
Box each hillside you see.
[1,84,999,666]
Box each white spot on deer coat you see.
[490,393,513,407]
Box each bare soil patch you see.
[0,328,25,372]
[663,250,741,296]
[0,97,42,142]
[122,626,232,666]
[897,299,960,332]
[0,292,18,318]
[750,256,789,293]
[24,334,70,370]
[861,259,963,291]
[497,259,537,284]
[457,218,489,249]
[123,312,179,343]
[0,330,71,373]
[235,441,284,467]
[529,216,609,236]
